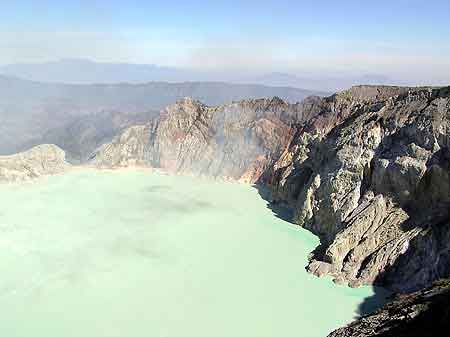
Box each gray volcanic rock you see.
[0,144,70,182]
[328,278,450,337]
[93,97,314,182]
[262,85,450,293]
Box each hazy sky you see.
[1,0,449,82]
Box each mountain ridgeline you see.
[0,75,325,159]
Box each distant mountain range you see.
[252,72,394,92]
[0,59,395,91]
[0,74,326,159]
[0,59,194,84]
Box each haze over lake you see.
[0,170,384,337]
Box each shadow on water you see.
[252,183,294,224]
[357,286,392,317]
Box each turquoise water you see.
[0,170,381,337]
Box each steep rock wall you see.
[263,86,450,292]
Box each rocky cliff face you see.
[93,86,450,295]
[0,144,70,182]
[93,97,315,182]
[328,278,450,337]
[262,85,450,293]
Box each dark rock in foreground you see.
[329,278,450,337]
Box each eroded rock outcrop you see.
[263,85,450,292]
[0,144,70,182]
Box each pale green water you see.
[0,170,384,337]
